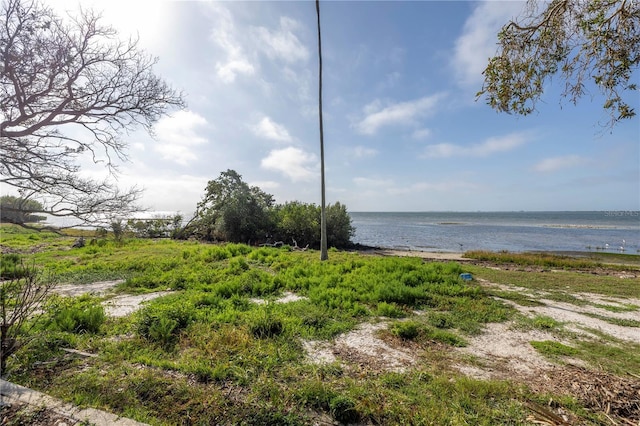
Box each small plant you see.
[0,253,26,279]
[376,302,406,318]
[329,395,360,424]
[249,308,284,338]
[391,321,420,340]
[531,315,562,330]
[50,296,106,334]
[148,317,178,348]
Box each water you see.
[349,211,640,254]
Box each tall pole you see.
[316,0,328,261]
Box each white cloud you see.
[153,110,209,165]
[355,94,445,135]
[209,4,256,83]
[253,17,309,63]
[353,177,393,187]
[532,155,589,173]
[252,116,293,142]
[352,146,378,158]
[452,1,525,86]
[249,180,280,190]
[422,132,529,158]
[411,128,432,140]
[261,147,316,182]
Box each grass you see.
[464,250,640,269]
[2,225,638,425]
[465,264,639,298]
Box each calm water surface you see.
[349,211,640,253]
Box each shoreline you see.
[353,245,640,265]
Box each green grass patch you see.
[530,340,578,357]
[466,265,640,298]
[3,227,633,425]
[464,250,640,270]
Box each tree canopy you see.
[478,0,639,127]
[186,169,355,249]
[192,169,275,243]
[0,0,184,227]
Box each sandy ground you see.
[53,280,171,317]
[364,249,467,262]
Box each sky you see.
[46,0,640,215]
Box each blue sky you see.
[53,0,639,214]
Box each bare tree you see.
[0,262,55,377]
[0,0,185,228]
[315,0,328,261]
[478,0,639,129]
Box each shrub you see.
[376,302,406,318]
[249,308,284,339]
[50,295,106,334]
[148,317,178,348]
[391,321,420,340]
[0,253,25,279]
[137,297,196,343]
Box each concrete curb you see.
[0,379,148,425]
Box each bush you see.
[272,201,355,249]
[0,254,26,279]
[391,321,420,340]
[249,308,284,339]
[137,297,196,345]
[49,295,106,334]
[148,317,178,348]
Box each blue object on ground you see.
[459,273,473,281]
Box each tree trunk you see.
[316,0,328,261]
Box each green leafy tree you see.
[272,201,354,249]
[192,170,274,243]
[326,202,355,249]
[272,201,320,248]
[0,0,184,228]
[478,0,639,127]
[0,195,46,224]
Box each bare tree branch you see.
[0,0,185,227]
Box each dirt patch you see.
[457,322,556,379]
[478,279,640,343]
[104,292,173,317]
[303,322,418,373]
[54,280,125,297]
[250,292,308,305]
[53,280,171,317]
